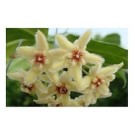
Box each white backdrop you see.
[0,0,133,135]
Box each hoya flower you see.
[34,71,78,106]
[81,62,124,106]
[68,95,86,107]
[7,29,126,107]
[7,70,46,96]
[67,94,94,107]
[54,30,104,84]
[16,30,53,85]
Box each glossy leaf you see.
[7,58,30,72]
[116,69,127,88]
[102,33,121,45]
[66,34,79,42]
[87,40,128,69]
[6,28,48,42]
[6,39,34,62]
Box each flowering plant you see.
[6,28,128,106]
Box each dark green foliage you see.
[94,33,121,45]
[87,39,128,69]
[6,77,41,106]
[6,28,48,42]
[70,91,83,99]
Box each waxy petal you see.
[105,75,115,82]
[7,72,24,82]
[49,59,65,72]
[55,94,70,106]
[56,34,73,50]
[48,48,67,59]
[69,65,82,84]
[35,30,49,51]
[60,71,70,82]
[46,71,60,84]
[89,65,101,76]
[75,30,91,50]
[98,62,124,78]
[39,74,50,83]
[16,46,35,58]
[24,68,41,85]
[34,96,53,104]
[73,96,86,106]
[78,76,91,91]
[35,80,47,98]
[60,71,78,90]
[84,51,104,65]
[96,84,112,98]
[85,93,97,106]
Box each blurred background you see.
[49,28,128,49]
[6,28,128,107]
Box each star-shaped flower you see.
[7,28,125,107]
[16,30,53,85]
[53,30,104,84]
[81,62,124,106]
[34,71,78,106]
[7,70,47,96]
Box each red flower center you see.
[92,77,102,88]
[71,50,83,62]
[56,84,68,94]
[34,53,45,64]
[23,84,35,91]
[56,103,62,107]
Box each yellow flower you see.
[54,30,104,85]
[16,30,55,85]
[7,29,125,107]
[7,70,47,96]
[81,62,124,106]
[34,71,78,106]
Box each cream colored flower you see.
[7,70,47,96]
[16,30,54,85]
[54,30,104,84]
[7,29,125,107]
[81,62,124,106]
[34,71,78,106]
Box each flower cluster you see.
[7,30,123,106]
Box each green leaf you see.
[66,34,79,42]
[116,69,127,88]
[6,39,34,62]
[67,33,121,45]
[70,91,83,99]
[102,33,121,45]
[47,35,55,43]
[6,28,48,42]
[7,58,30,72]
[87,40,128,69]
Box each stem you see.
[82,68,89,75]
[84,64,91,69]
[56,28,58,34]
[17,39,23,47]
[6,39,23,74]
